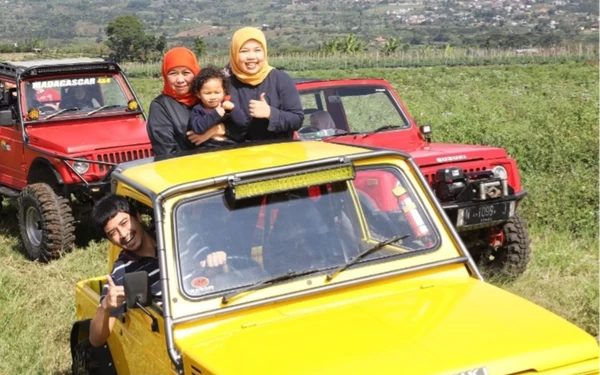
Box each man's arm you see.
[89,274,124,347]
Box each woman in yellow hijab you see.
[227,27,304,141]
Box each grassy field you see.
[0,61,597,374]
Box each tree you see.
[382,37,401,55]
[105,15,147,62]
[341,34,365,53]
[134,34,156,62]
[319,39,342,53]
[194,36,207,56]
[156,35,167,54]
[319,34,365,53]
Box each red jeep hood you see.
[26,117,149,154]
[409,142,507,167]
[332,135,507,166]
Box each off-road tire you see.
[18,183,75,261]
[71,340,101,375]
[479,213,531,279]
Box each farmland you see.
[0,60,597,374]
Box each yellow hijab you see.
[230,27,274,86]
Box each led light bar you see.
[230,164,355,200]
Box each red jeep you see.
[296,78,530,277]
[0,58,152,261]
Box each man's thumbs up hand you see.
[249,93,271,119]
[101,274,125,312]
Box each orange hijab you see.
[229,27,274,86]
[161,47,200,107]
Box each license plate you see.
[460,202,510,226]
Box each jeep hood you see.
[25,117,149,154]
[181,280,597,375]
[334,136,508,166]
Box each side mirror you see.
[0,110,15,127]
[123,271,159,333]
[124,271,151,309]
[419,124,432,143]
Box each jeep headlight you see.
[73,159,90,174]
[492,165,507,180]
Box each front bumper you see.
[442,191,527,231]
[61,180,112,199]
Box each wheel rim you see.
[25,206,42,247]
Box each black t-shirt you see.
[146,94,196,156]
[229,69,304,141]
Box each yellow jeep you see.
[71,141,599,375]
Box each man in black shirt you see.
[88,194,227,347]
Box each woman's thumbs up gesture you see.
[249,92,271,119]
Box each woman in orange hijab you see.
[146,47,226,156]
[227,27,304,141]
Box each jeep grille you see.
[423,166,488,185]
[95,148,153,171]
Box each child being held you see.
[188,67,244,147]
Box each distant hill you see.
[0,0,597,53]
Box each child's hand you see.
[216,106,225,116]
[222,95,234,112]
[222,100,234,111]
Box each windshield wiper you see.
[322,131,362,139]
[221,269,324,304]
[86,104,122,116]
[45,107,79,120]
[326,234,409,281]
[362,125,403,138]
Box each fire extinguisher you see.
[393,186,433,245]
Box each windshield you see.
[298,85,410,136]
[22,74,134,121]
[174,166,439,300]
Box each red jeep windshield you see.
[298,85,410,134]
[22,74,135,121]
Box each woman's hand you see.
[186,124,228,145]
[249,93,271,119]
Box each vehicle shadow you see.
[0,200,20,238]
[74,216,104,247]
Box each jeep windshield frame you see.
[171,164,444,303]
[20,72,142,124]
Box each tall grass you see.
[0,61,596,373]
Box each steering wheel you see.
[186,254,264,291]
[225,255,261,270]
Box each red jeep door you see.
[0,88,26,188]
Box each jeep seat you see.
[262,198,335,276]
